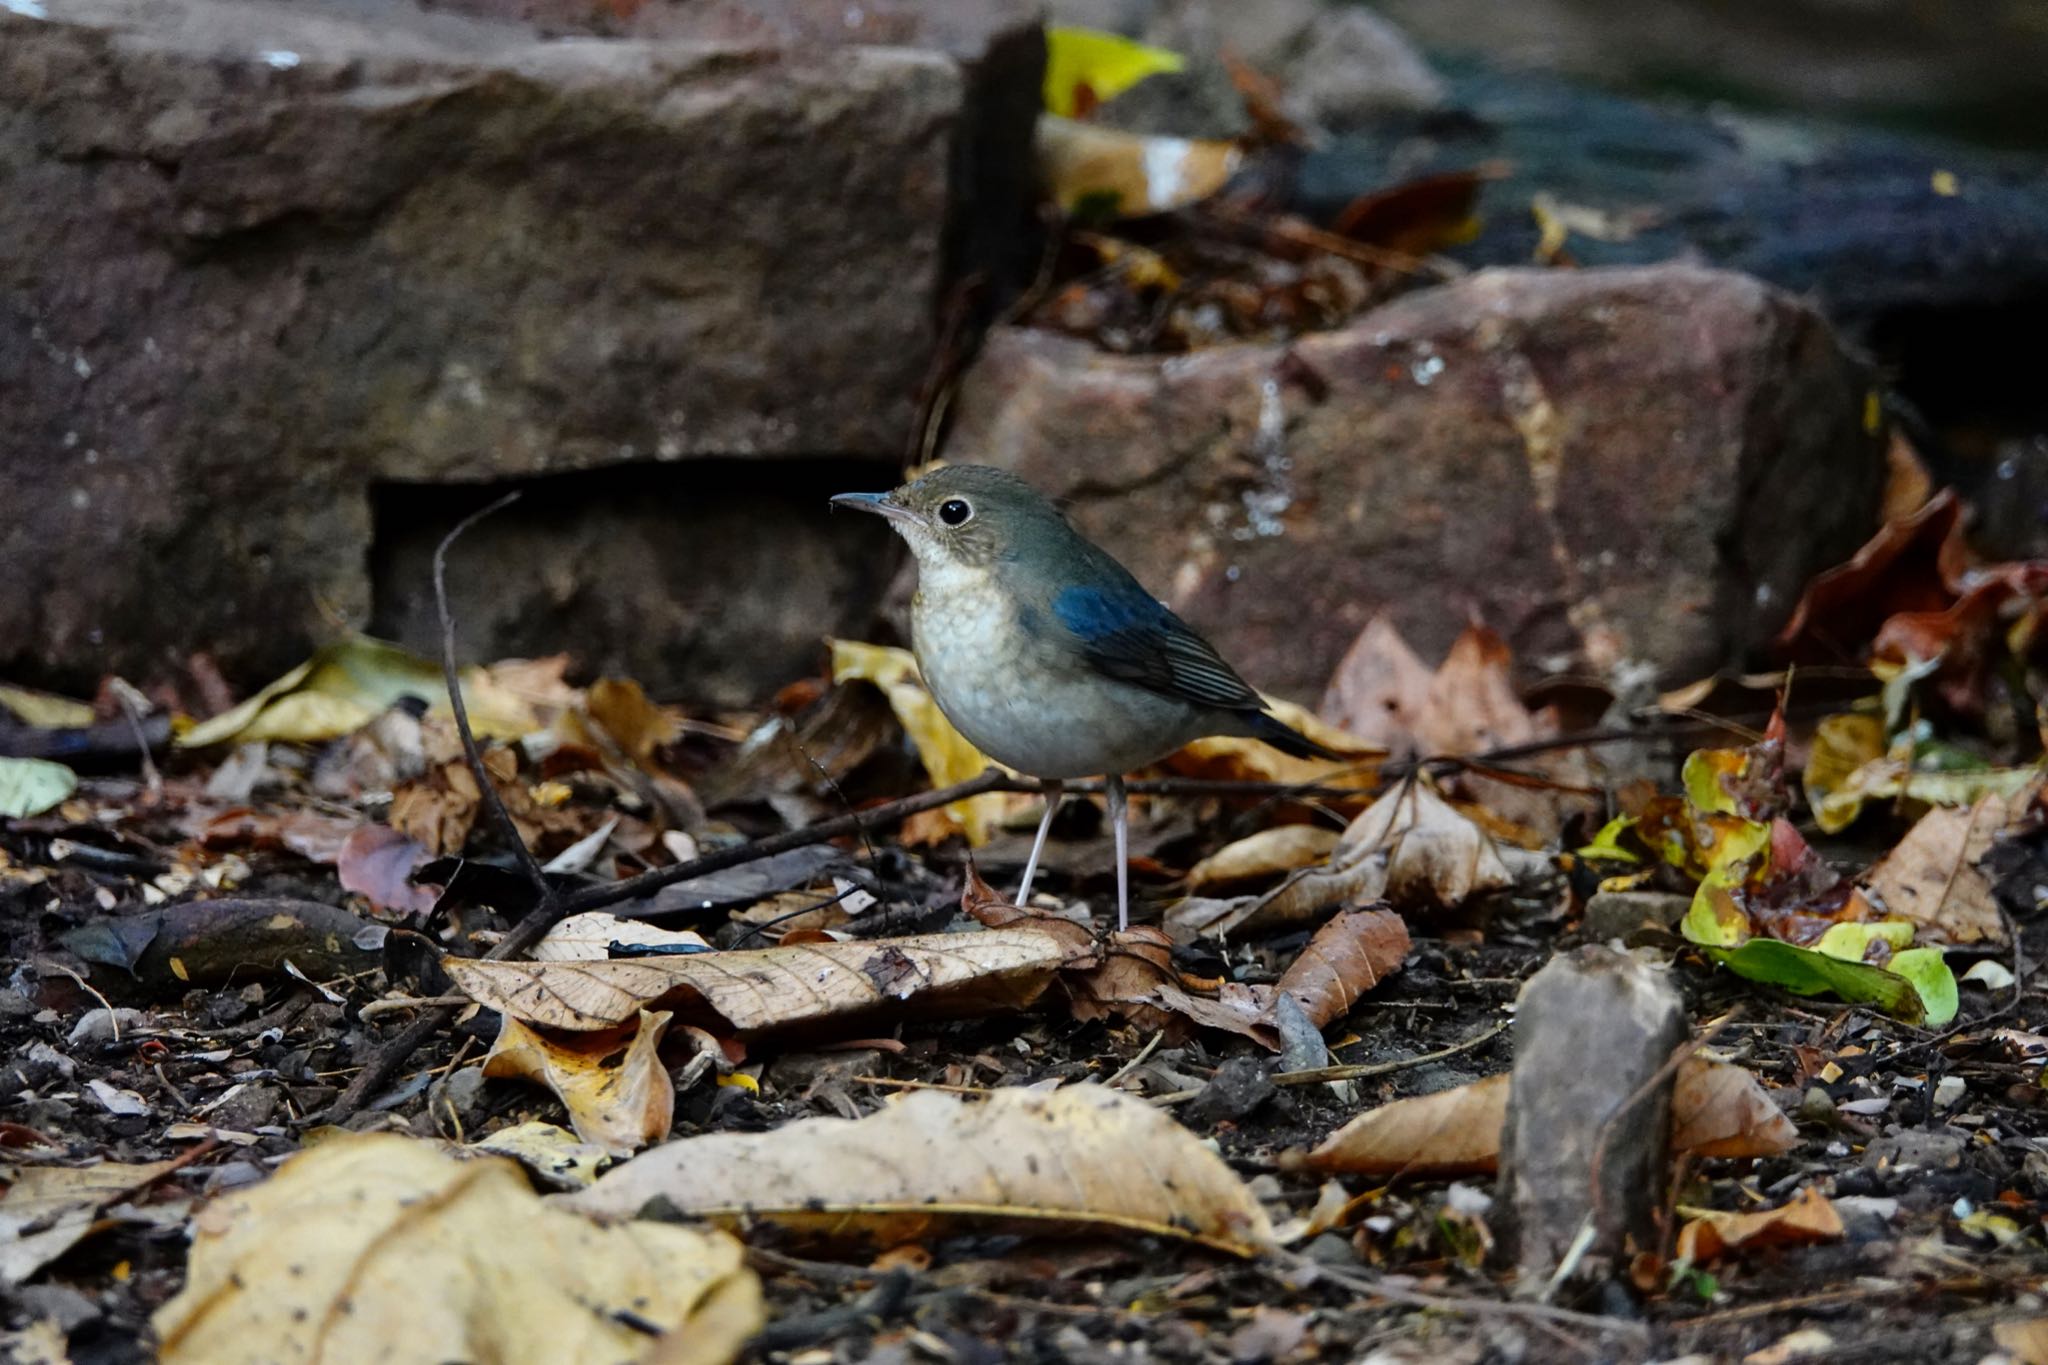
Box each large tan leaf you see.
[1863,792,2016,946]
[561,1084,1273,1256]
[1305,1060,1794,1175]
[153,1133,761,1365]
[446,927,1084,1032]
[483,1009,675,1157]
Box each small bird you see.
[831,465,1338,930]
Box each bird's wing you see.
[1049,579,1265,712]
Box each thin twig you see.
[1104,1029,1166,1089]
[1270,1017,1509,1087]
[1265,1256,1648,1343]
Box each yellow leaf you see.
[178,636,555,748]
[154,1133,760,1365]
[483,1010,675,1157]
[1811,919,1915,962]
[1803,712,1887,832]
[1042,26,1184,118]
[0,684,94,729]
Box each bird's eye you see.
[938,498,973,527]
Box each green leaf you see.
[1043,26,1185,117]
[1682,871,1750,948]
[1683,748,1746,816]
[1811,919,1915,962]
[0,756,78,819]
[1701,939,1926,1024]
[1572,814,1640,864]
[1889,947,1959,1027]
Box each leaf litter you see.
[8,49,2048,1365]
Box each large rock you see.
[946,265,1884,699]
[0,0,1036,702]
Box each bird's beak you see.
[829,491,919,527]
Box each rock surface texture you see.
[0,0,1036,701]
[948,265,1885,699]
[1497,946,1689,1295]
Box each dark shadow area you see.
[370,457,906,707]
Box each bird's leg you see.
[1106,772,1130,932]
[1015,777,1063,908]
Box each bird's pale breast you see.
[911,562,1208,779]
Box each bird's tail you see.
[1245,709,1345,762]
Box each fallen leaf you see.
[1993,1318,2048,1365]
[560,1084,1274,1256]
[468,1121,608,1191]
[0,685,95,729]
[1318,619,1549,759]
[446,927,1086,1033]
[153,1133,760,1364]
[335,822,438,916]
[1042,25,1184,118]
[1669,1059,1800,1158]
[1801,712,1887,832]
[1317,616,1435,749]
[1675,1186,1843,1263]
[1303,1074,1508,1177]
[1333,167,1498,258]
[0,1159,177,1286]
[0,757,77,819]
[178,636,556,748]
[583,678,683,766]
[1305,1060,1795,1176]
[1035,116,1242,218]
[1863,793,2016,945]
[483,1010,674,1157]
[1698,938,1949,1026]
[1274,909,1411,1030]
[1342,776,1518,910]
[1187,825,1341,893]
[532,912,711,962]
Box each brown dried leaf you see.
[1306,1060,1792,1175]
[154,1133,759,1364]
[1863,792,2016,945]
[482,1010,674,1157]
[1669,1059,1799,1159]
[559,1084,1274,1256]
[1304,1073,1508,1177]
[1274,909,1410,1030]
[1674,1186,1843,1264]
[335,823,437,916]
[1186,825,1341,894]
[1066,928,1275,1045]
[1318,616,1435,749]
[1340,777,1517,910]
[584,678,684,766]
[445,928,1084,1033]
[1,1159,178,1287]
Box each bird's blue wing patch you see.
[1051,584,1262,710]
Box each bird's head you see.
[830,465,1069,571]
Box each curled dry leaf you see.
[154,1133,761,1365]
[1304,1059,1794,1176]
[1034,115,1242,217]
[335,822,438,916]
[560,1084,1274,1257]
[1318,619,1549,759]
[1674,1186,1843,1264]
[1863,791,2017,946]
[446,927,1088,1033]
[1187,826,1341,894]
[482,1009,675,1157]
[1275,909,1411,1031]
